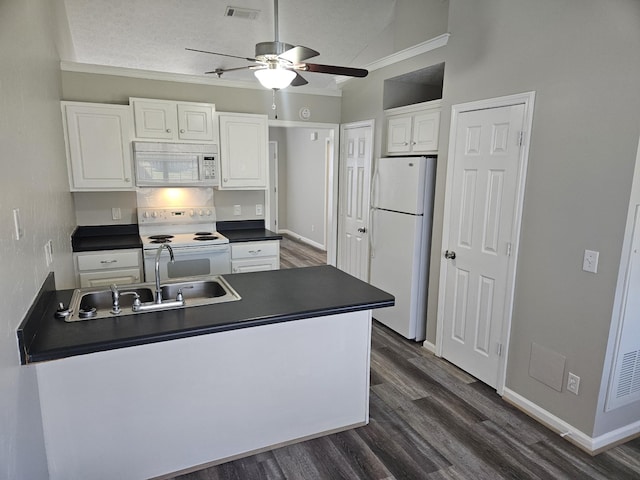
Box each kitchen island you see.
[19,266,393,480]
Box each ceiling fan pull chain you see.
[272,88,278,119]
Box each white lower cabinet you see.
[231,240,280,273]
[74,249,143,288]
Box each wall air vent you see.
[224,6,260,20]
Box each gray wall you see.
[0,0,77,477]
[271,127,330,246]
[342,0,640,437]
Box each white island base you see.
[35,311,372,480]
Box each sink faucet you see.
[155,243,175,304]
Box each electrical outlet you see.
[256,204,263,216]
[311,224,315,232]
[233,205,242,216]
[583,249,599,273]
[111,207,122,220]
[567,372,580,395]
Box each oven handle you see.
[144,244,230,257]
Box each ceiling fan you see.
[186,0,368,89]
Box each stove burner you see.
[150,239,172,244]
[195,231,212,236]
[149,234,174,240]
[194,235,219,241]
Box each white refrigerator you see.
[369,156,436,341]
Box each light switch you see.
[583,249,599,273]
[233,205,242,216]
[13,208,23,240]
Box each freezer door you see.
[372,157,433,215]
[369,208,428,340]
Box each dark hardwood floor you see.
[279,234,327,269]
[171,238,640,480]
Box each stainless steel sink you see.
[64,276,241,322]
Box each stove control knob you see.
[143,211,149,219]
[189,209,195,217]
[152,212,158,218]
[199,210,204,216]
[206,209,212,216]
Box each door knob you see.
[357,227,367,233]
[444,250,456,260]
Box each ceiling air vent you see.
[224,6,260,20]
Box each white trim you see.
[503,387,640,454]
[279,229,326,251]
[422,340,437,354]
[60,61,342,97]
[436,91,536,397]
[336,33,450,85]
[269,120,339,130]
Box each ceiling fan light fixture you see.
[254,66,296,89]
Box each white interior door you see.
[438,100,529,389]
[338,122,373,281]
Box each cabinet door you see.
[218,114,268,189]
[177,104,214,141]
[79,268,142,288]
[386,116,412,154]
[411,111,440,153]
[132,100,177,140]
[63,103,134,190]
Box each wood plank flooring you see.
[170,238,640,480]
[279,234,327,269]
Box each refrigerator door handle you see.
[369,208,375,258]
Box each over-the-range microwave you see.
[133,141,218,187]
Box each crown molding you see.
[336,33,450,86]
[59,61,343,97]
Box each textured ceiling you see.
[61,0,398,89]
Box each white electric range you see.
[138,206,231,282]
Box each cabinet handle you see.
[180,129,185,133]
[124,178,130,182]
[403,142,409,146]
[224,178,228,182]
[100,260,118,264]
[166,129,171,133]
[248,249,262,255]
[411,141,417,145]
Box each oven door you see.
[143,244,231,282]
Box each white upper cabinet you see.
[217,113,268,190]
[385,100,441,155]
[62,102,135,191]
[131,98,215,142]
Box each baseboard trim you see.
[422,340,437,354]
[502,387,640,454]
[279,229,326,251]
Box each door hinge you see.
[518,131,525,146]
[506,242,512,257]
[497,342,503,356]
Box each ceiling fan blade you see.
[290,72,308,87]
[278,45,319,63]
[301,63,369,78]
[186,47,257,63]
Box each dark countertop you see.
[217,220,282,243]
[72,224,142,252]
[18,266,394,364]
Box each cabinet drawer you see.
[231,241,279,259]
[232,258,279,273]
[77,250,141,271]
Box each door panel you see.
[338,124,372,281]
[441,104,525,388]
